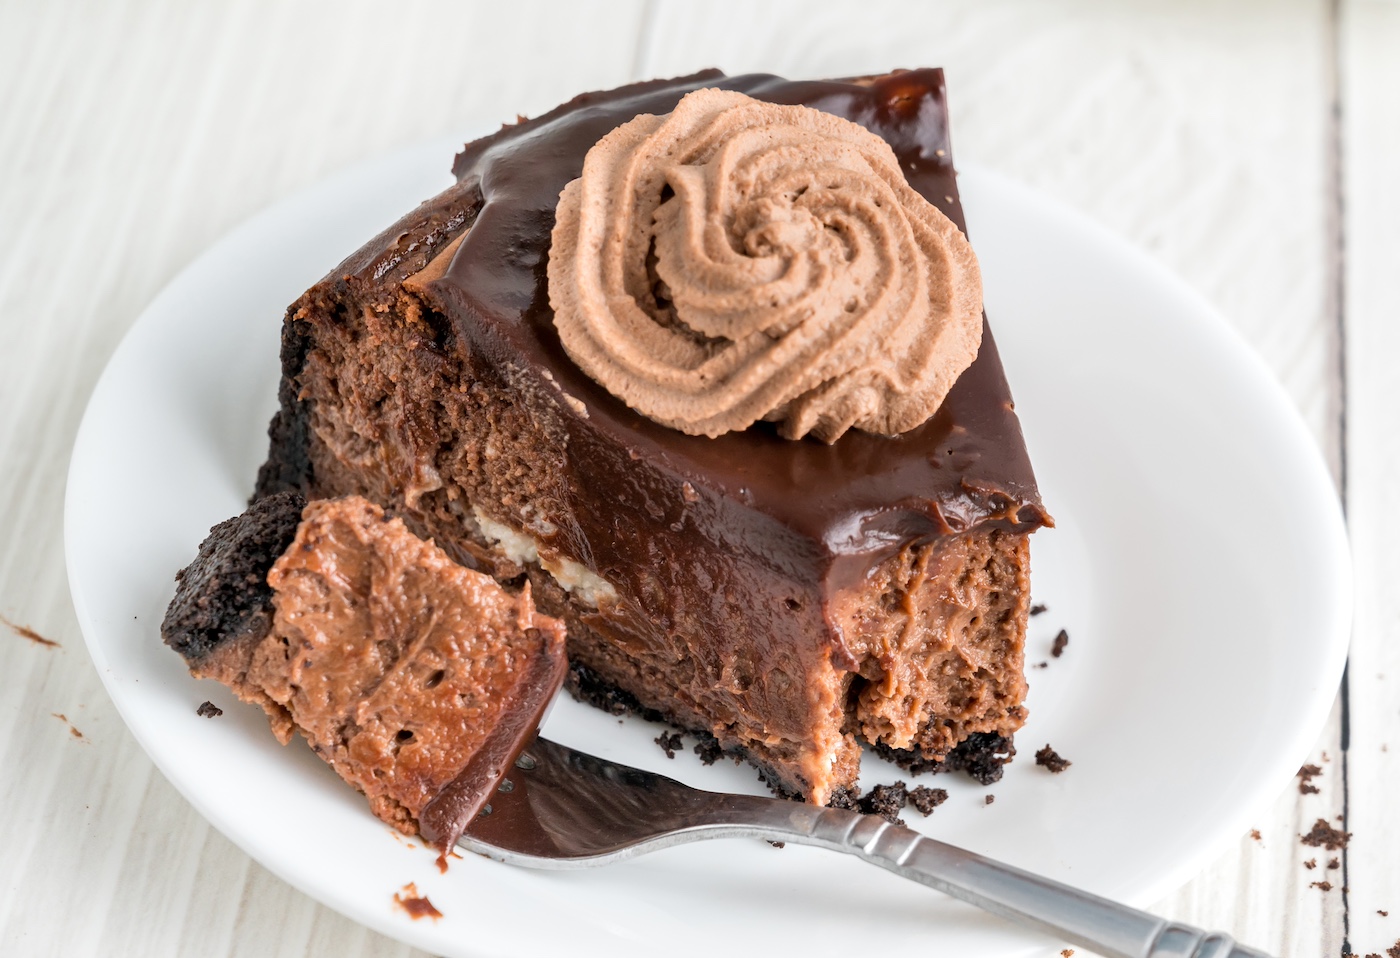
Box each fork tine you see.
[461,737,755,864]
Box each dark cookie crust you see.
[874,733,1018,786]
[252,322,317,500]
[161,491,305,663]
[566,660,812,799]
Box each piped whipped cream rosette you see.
[547,87,983,442]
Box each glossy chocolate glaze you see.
[418,640,566,859]
[429,70,1047,595]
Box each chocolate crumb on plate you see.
[984,794,996,805]
[1305,858,1318,870]
[767,840,785,849]
[859,782,909,824]
[1249,829,1262,841]
[1329,857,1340,870]
[1061,950,1075,958]
[1379,909,1389,917]
[908,785,949,815]
[1029,603,1048,617]
[1032,661,1048,669]
[1035,745,1072,773]
[1311,880,1333,892]
[392,883,442,921]
[1300,818,1351,850]
[1390,942,1400,958]
[654,731,683,758]
[1051,629,1069,658]
[1297,763,1323,794]
[195,701,223,718]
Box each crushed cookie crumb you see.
[860,782,909,824]
[1297,763,1323,794]
[1029,603,1048,616]
[693,735,724,766]
[1300,819,1351,850]
[1035,745,1071,773]
[767,840,785,849]
[196,701,223,718]
[984,794,996,805]
[654,731,683,759]
[1051,629,1069,658]
[908,785,948,816]
[1061,951,1075,958]
[1389,942,1400,958]
[1311,880,1333,892]
[1328,857,1340,870]
[1249,829,1262,841]
[1304,858,1318,870]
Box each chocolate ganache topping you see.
[548,88,983,442]
[429,70,1048,585]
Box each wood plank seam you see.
[1325,0,1353,953]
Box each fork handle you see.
[742,801,1272,958]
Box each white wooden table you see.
[3,1,1396,955]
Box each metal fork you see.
[460,738,1272,958]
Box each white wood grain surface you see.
[1340,2,1400,957]
[0,1,1388,955]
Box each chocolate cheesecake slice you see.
[254,69,1049,804]
[161,492,567,853]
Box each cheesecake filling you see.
[471,506,618,607]
[257,497,566,836]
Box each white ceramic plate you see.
[66,137,1351,958]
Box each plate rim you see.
[64,135,1353,957]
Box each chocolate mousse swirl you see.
[548,87,983,442]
